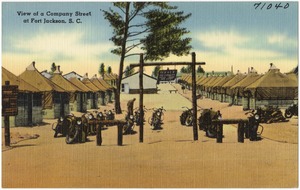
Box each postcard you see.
[2,1,298,188]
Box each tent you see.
[90,74,109,106]
[67,77,92,112]
[221,72,246,103]
[230,68,263,107]
[81,73,102,109]
[244,64,298,108]
[19,62,67,119]
[50,66,84,112]
[2,67,42,126]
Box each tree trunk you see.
[114,2,130,114]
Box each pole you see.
[4,81,10,146]
[191,52,198,141]
[117,124,123,146]
[139,53,144,143]
[96,124,102,146]
[238,120,244,143]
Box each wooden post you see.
[117,124,123,146]
[96,124,102,146]
[139,53,144,143]
[216,122,223,143]
[238,121,244,143]
[191,52,198,141]
[4,81,11,146]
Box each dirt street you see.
[2,84,298,188]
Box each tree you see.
[124,66,134,77]
[180,66,187,73]
[107,66,112,74]
[99,63,105,78]
[102,2,192,114]
[152,66,161,78]
[50,62,56,74]
[197,65,205,73]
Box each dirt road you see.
[2,84,298,188]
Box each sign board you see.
[158,69,177,82]
[2,85,18,116]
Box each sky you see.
[1,1,299,77]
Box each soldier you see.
[127,98,136,116]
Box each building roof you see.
[50,66,82,92]
[18,62,65,92]
[81,73,103,92]
[2,66,40,92]
[67,77,92,92]
[90,74,107,91]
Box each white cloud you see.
[3,30,121,76]
[267,33,297,47]
[195,30,249,51]
[192,29,297,73]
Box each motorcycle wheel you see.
[66,126,79,144]
[206,128,216,138]
[284,110,293,118]
[185,115,193,126]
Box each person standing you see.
[127,98,136,116]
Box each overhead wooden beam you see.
[130,61,205,69]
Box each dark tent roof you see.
[245,69,298,99]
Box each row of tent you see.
[179,64,298,110]
[2,62,116,127]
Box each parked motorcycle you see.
[52,114,74,138]
[198,108,222,138]
[256,106,287,123]
[82,112,97,135]
[284,103,298,118]
[123,112,135,135]
[180,107,202,126]
[180,107,193,126]
[245,110,264,141]
[148,107,166,130]
[65,116,87,144]
[134,106,147,126]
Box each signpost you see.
[2,81,18,146]
[157,69,177,83]
[130,52,205,142]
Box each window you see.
[121,84,125,92]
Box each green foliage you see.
[102,2,192,60]
[197,65,205,73]
[124,66,134,77]
[152,66,161,78]
[50,62,56,73]
[107,66,112,74]
[99,63,105,77]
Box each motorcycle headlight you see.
[130,115,134,119]
[60,117,64,122]
[254,114,260,120]
[77,120,82,125]
[157,112,160,116]
[108,111,112,114]
[218,116,222,120]
[98,113,103,117]
[88,115,93,119]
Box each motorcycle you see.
[148,107,166,130]
[82,112,97,135]
[65,116,87,144]
[52,114,74,138]
[123,112,135,135]
[105,109,115,120]
[134,106,147,126]
[180,107,202,126]
[245,110,264,141]
[256,106,287,123]
[198,108,222,138]
[284,103,298,118]
[180,107,193,126]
